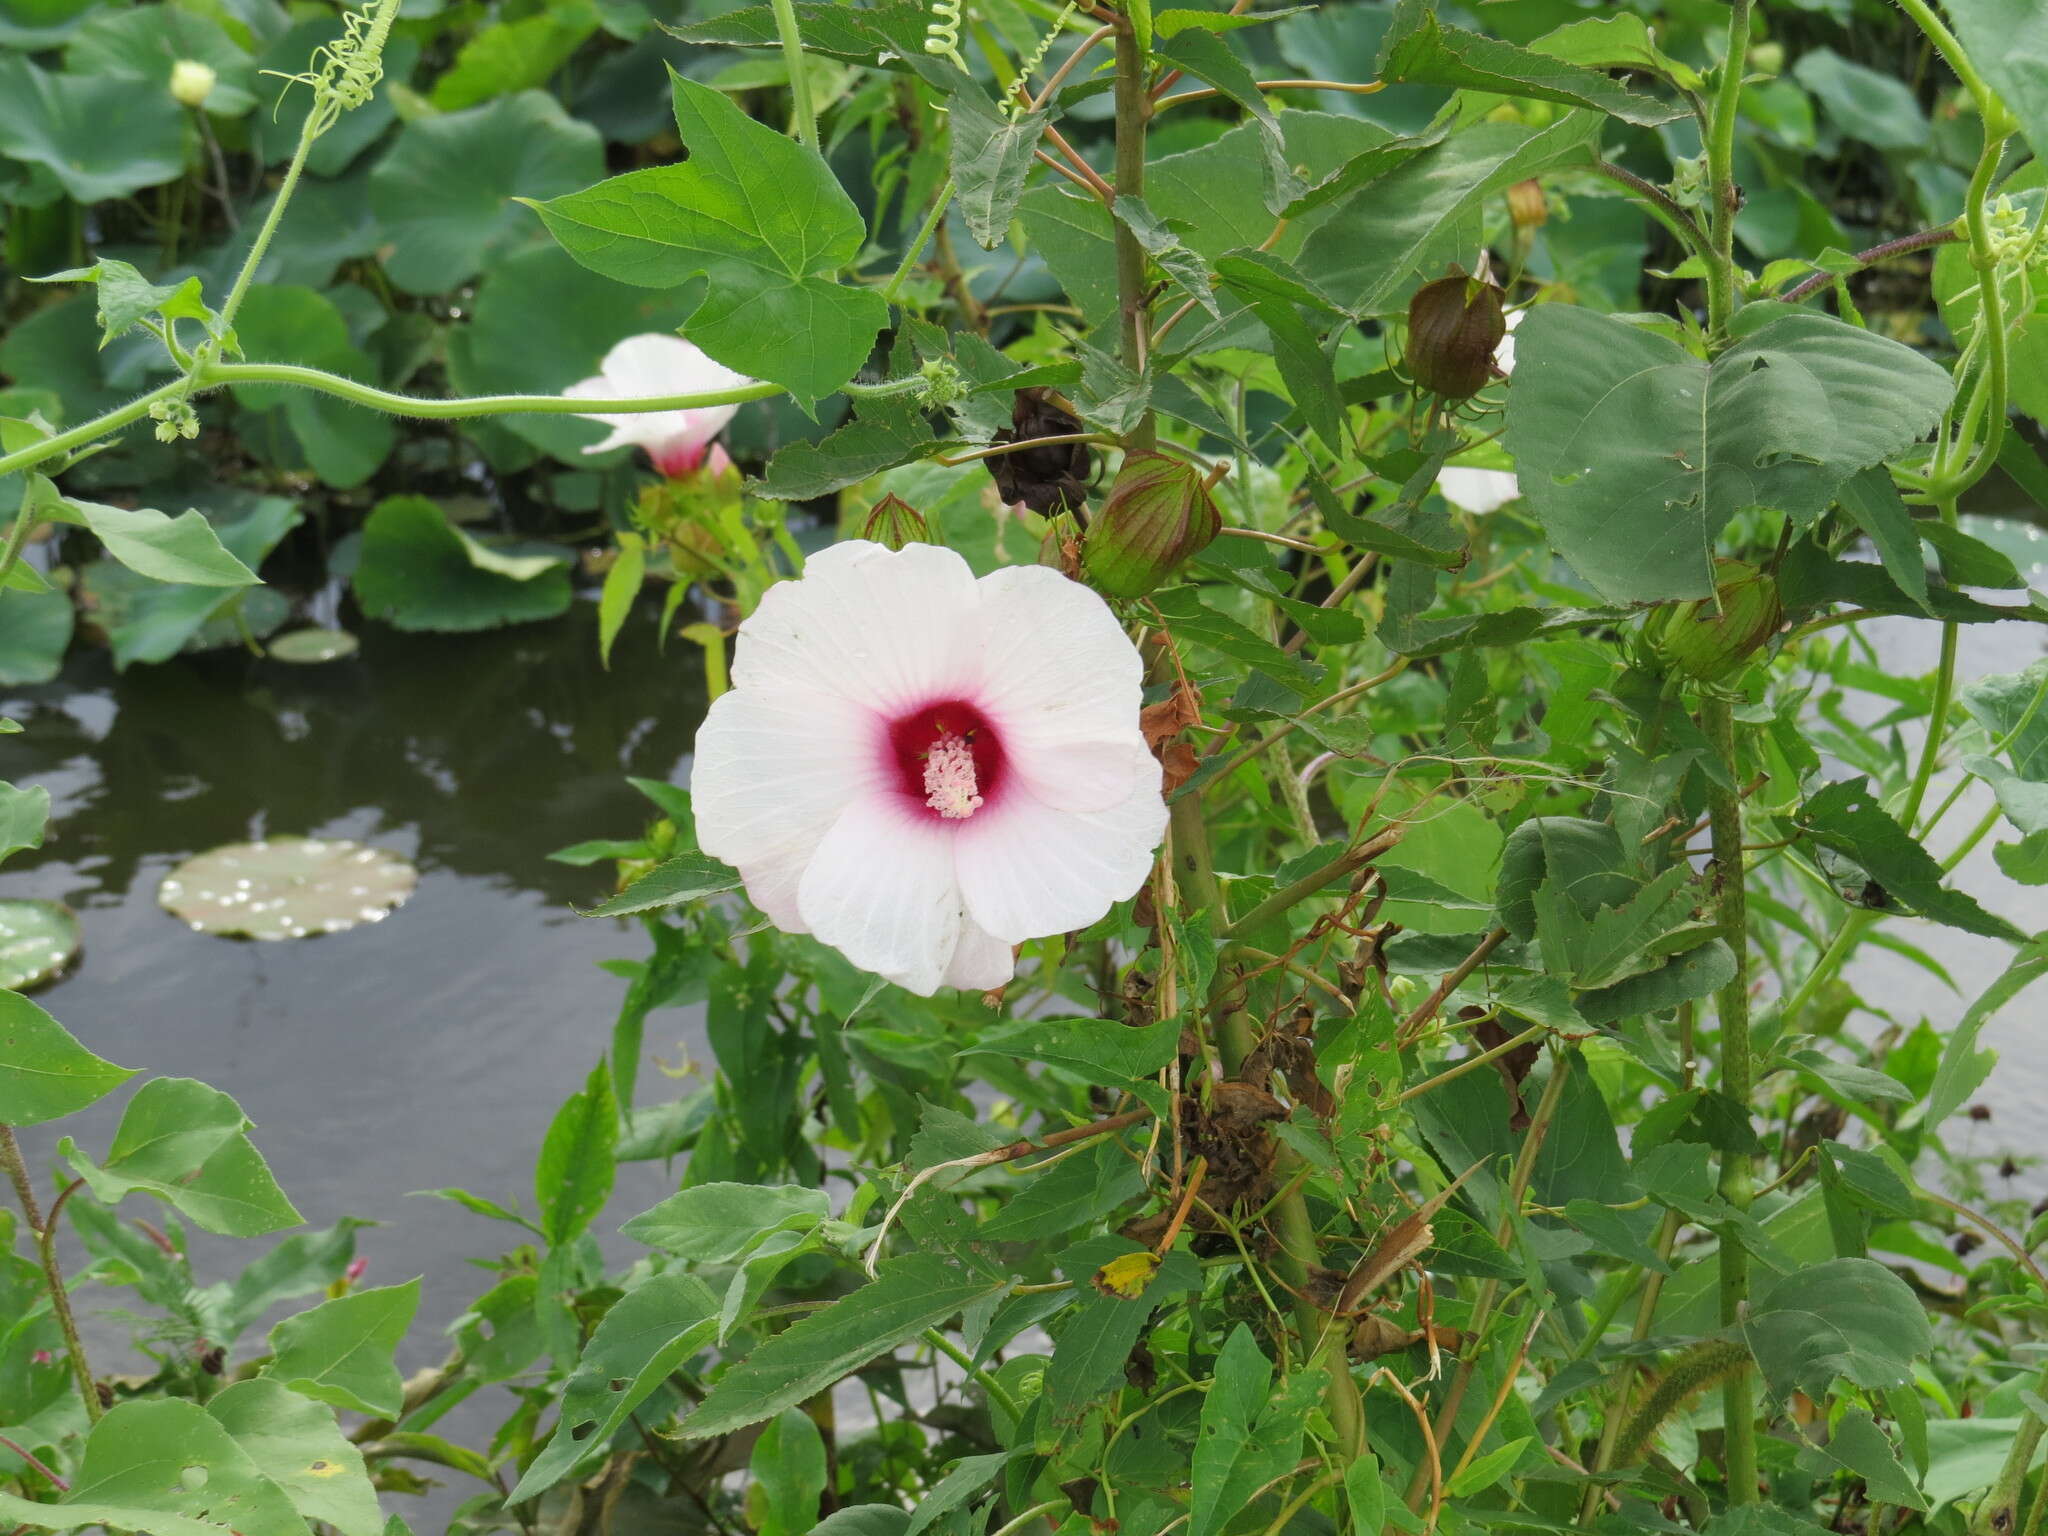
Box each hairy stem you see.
[1110,12,1156,451]
[0,1128,99,1424]
[1703,0,1752,339]
[767,0,818,147]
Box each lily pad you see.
[0,898,81,991]
[159,838,418,940]
[266,627,359,664]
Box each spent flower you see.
[566,334,754,479]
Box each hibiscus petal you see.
[798,796,965,996]
[952,776,1166,945]
[735,541,984,715]
[973,565,1153,812]
[944,919,1015,991]
[690,685,883,931]
[1436,467,1520,515]
[566,333,749,463]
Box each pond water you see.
[2,602,716,1383]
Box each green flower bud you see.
[860,493,928,551]
[1407,269,1507,399]
[1656,559,1783,681]
[1082,452,1221,598]
[169,59,217,108]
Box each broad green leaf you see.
[368,91,605,295]
[1743,1257,1930,1402]
[1527,14,1702,91]
[352,496,572,633]
[535,1060,618,1248]
[1345,1453,1386,1536]
[754,398,940,501]
[582,851,744,917]
[1792,778,2025,942]
[1189,1326,1323,1536]
[0,781,50,868]
[951,88,1047,250]
[1921,941,2048,1134]
[1376,0,1682,126]
[1814,1409,1925,1509]
[1298,113,1601,316]
[621,1182,831,1261]
[1945,0,2048,163]
[1836,466,1931,615]
[960,1017,1181,1086]
[91,496,303,670]
[509,1272,721,1500]
[680,1255,1009,1438]
[1818,1140,1918,1219]
[0,586,75,685]
[61,1077,301,1236]
[208,1379,383,1536]
[1255,298,1343,451]
[1505,306,1954,601]
[1792,47,1929,151]
[65,4,259,115]
[525,77,887,410]
[230,286,395,490]
[32,257,218,348]
[72,500,260,588]
[31,1399,306,1536]
[0,990,135,1126]
[1446,1436,1532,1497]
[1960,658,2048,777]
[0,57,185,202]
[265,1279,421,1418]
[430,0,600,111]
[751,1408,828,1536]
[976,1141,1143,1242]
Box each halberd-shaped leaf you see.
[524,76,887,411]
[0,990,134,1126]
[1505,306,1953,602]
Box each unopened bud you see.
[169,59,217,108]
[1506,179,1547,230]
[860,493,927,551]
[1407,269,1507,399]
[1082,452,1221,599]
[1656,559,1783,681]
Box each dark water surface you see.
[3,602,711,1375]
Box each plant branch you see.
[1781,226,1962,305]
[768,0,818,147]
[1591,160,1709,253]
[0,1130,98,1424]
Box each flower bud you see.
[1407,268,1507,399]
[169,59,217,108]
[860,493,927,551]
[1082,452,1221,599]
[1656,559,1783,682]
[1506,178,1548,231]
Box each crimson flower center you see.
[887,700,1007,822]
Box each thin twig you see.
[0,1433,68,1492]
[1783,225,1961,305]
[1397,928,1510,1045]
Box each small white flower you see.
[1436,308,1523,514]
[565,334,753,478]
[691,541,1168,995]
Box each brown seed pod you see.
[1407,267,1508,399]
[988,388,1091,515]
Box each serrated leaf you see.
[1376,0,1683,125]
[526,77,887,410]
[622,1182,830,1261]
[951,88,1046,249]
[1743,1258,1930,1402]
[535,1060,617,1248]
[581,852,743,917]
[1793,778,2025,942]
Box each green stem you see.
[883,178,957,305]
[0,381,184,484]
[1578,1208,1684,1522]
[216,113,318,334]
[767,0,819,148]
[1971,1365,2047,1535]
[1110,14,1156,451]
[921,1327,1023,1424]
[0,502,45,597]
[1701,694,1756,1504]
[1703,0,1753,340]
[1902,499,1963,831]
[197,362,794,421]
[0,1128,99,1424]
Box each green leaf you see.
[72,500,260,588]
[1922,941,2048,1134]
[622,1182,831,1261]
[581,851,744,917]
[92,497,303,670]
[1792,778,2025,942]
[1818,1140,1918,1220]
[1505,307,1955,602]
[1743,1257,1930,1402]
[1376,0,1682,125]
[0,780,49,868]
[525,76,887,410]
[951,87,1047,250]
[976,1141,1143,1242]
[32,257,218,348]
[751,1408,828,1536]
[1792,48,1929,151]
[1345,1453,1387,1536]
[509,1272,721,1500]
[598,532,645,669]
[28,1398,306,1536]
[1255,298,1343,452]
[1298,113,1601,316]
[0,580,74,685]
[905,1453,1009,1536]
[1836,466,1931,615]
[680,1255,1009,1438]
[1960,658,2048,777]
[1114,195,1219,319]
[1446,1436,1531,1497]
[0,990,136,1127]
[0,56,185,202]
[753,398,938,501]
[536,1060,618,1248]
[368,91,604,295]
[1189,1326,1322,1536]
[1526,14,1702,91]
[66,4,260,115]
[1814,1408,1926,1508]
[959,1017,1181,1087]
[208,1379,384,1536]
[352,496,573,633]
[264,1279,422,1418]
[62,1077,301,1237]
[1945,0,2048,163]
[430,0,600,111]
